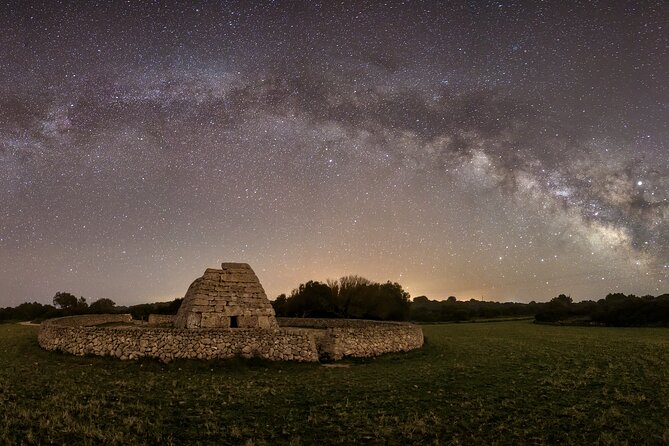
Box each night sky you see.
[1,1,667,307]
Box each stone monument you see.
[174,262,278,329]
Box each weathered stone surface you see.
[257,316,272,329]
[277,318,425,360]
[36,263,424,363]
[38,314,320,362]
[37,315,424,363]
[174,263,278,329]
[147,314,175,326]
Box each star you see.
[0,0,666,306]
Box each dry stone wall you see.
[42,314,133,327]
[147,314,176,326]
[278,318,408,328]
[39,315,318,362]
[38,315,423,362]
[278,318,424,360]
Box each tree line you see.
[535,293,669,326]
[409,295,540,322]
[2,285,668,327]
[0,292,183,323]
[273,286,669,326]
[271,276,411,321]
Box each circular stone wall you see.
[38,315,423,362]
[277,318,424,360]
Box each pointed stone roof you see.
[174,263,278,329]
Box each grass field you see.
[1,321,668,445]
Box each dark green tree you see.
[272,294,288,316]
[75,297,88,313]
[550,294,573,305]
[285,281,335,317]
[332,275,371,317]
[279,277,410,321]
[52,292,78,310]
[88,298,116,314]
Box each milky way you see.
[1,1,667,306]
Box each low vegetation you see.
[1,321,668,444]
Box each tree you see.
[285,281,335,317]
[88,298,116,314]
[53,292,78,310]
[534,294,572,322]
[277,276,410,321]
[375,281,411,320]
[75,297,89,313]
[127,297,184,320]
[333,275,371,317]
[272,294,288,316]
[0,302,55,322]
[550,294,573,305]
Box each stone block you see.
[257,316,271,329]
[186,312,202,328]
[238,315,258,328]
[200,313,222,328]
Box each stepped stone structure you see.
[37,261,424,362]
[174,263,278,329]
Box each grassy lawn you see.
[1,321,668,445]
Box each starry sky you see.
[1,0,667,307]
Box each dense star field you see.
[1,1,667,306]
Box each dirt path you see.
[17,321,41,326]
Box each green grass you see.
[1,322,668,445]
